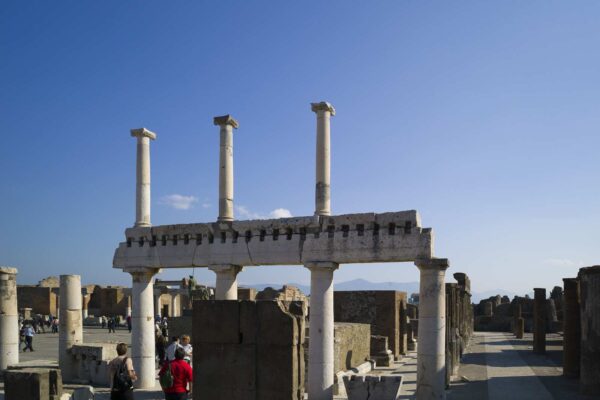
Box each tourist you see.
[165,336,180,362]
[22,324,35,351]
[156,329,167,366]
[126,315,132,333]
[108,342,137,400]
[180,335,192,365]
[159,347,193,400]
[108,317,116,333]
[161,317,169,337]
[51,318,59,333]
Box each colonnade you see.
[123,103,449,400]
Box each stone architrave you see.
[311,101,335,217]
[533,288,546,354]
[59,275,83,381]
[578,265,600,395]
[0,267,19,371]
[415,258,449,400]
[562,278,580,378]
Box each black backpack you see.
[113,357,133,391]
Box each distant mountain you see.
[241,279,419,296]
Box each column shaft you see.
[306,262,338,400]
[210,265,242,300]
[59,275,83,381]
[311,102,335,217]
[130,128,156,227]
[578,265,600,395]
[214,115,238,222]
[562,278,580,378]
[0,267,19,371]
[533,288,546,354]
[416,259,449,400]
[129,268,160,388]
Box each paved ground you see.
[448,331,595,400]
[0,329,595,399]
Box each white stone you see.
[127,267,161,389]
[415,258,449,400]
[213,115,238,222]
[130,128,156,228]
[0,267,19,371]
[306,262,338,400]
[311,101,335,217]
[59,274,83,381]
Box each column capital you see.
[304,261,339,272]
[123,267,161,281]
[130,128,157,140]
[213,115,239,129]
[415,258,449,271]
[0,266,18,276]
[311,101,336,116]
[209,264,243,274]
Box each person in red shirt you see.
[159,347,193,400]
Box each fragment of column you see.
[562,278,580,378]
[0,267,19,371]
[59,275,83,381]
[533,288,546,354]
[578,266,600,394]
[311,101,335,217]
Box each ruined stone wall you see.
[88,287,128,316]
[17,286,57,315]
[193,300,305,400]
[334,291,407,359]
[333,322,371,373]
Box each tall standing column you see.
[130,128,157,227]
[305,262,339,400]
[562,278,580,378]
[59,275,83,381]
[127,267,161,388]
[311,102,335,217]
[0,267,19,372]
[578,265,600,395]
[209,265,243,300]
[415,258,449,400]
[170,294,178,317]
[533,288,546,354]
[214,115,239,222]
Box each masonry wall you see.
[193,300,305,400]
[334,291,407,359]
[17,286,58,315]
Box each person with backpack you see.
[159,347,193,400]
[108,342,137,400]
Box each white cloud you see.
[542,258,582,268]
[159,194,198,210]
[235,205,293,220]
[201,202,211,209]
[269,208,293,218]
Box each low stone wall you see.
[334,323,371,373]
[4,368,63,400]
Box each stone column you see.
[305,262,338,400]
[311,101,335,217]
[126,295,132,318]
[516,318,524,339]
[209,265,243,300]
[59,275,83,381]
[213,115,239,222]
[533,288,546,354]
[562,278,580,378]
[578,265,600,395]
[130,128,156,227]
[513,303,522,337]
[0,267,19,372]
[170,295,178,317]
[154,292,161,317]
[415,258,449,400]
[82,294,90,320]
[127,267,161,389]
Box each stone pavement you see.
[448,331,595,400]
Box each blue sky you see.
[1,1,599,294]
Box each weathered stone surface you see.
[533,288,546,354]
[562,278,580,378]
[194,300,305,400]
[69,343,117,386]
[578,265,600,395]
[370,335,393,367]
[334,291,407,359]
[334,323,371,373]
[169,316,192,343]
[4,368,63,400]
[343,375,403,400]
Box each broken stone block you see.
[4,368,63,400]
[343,375,403,400]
